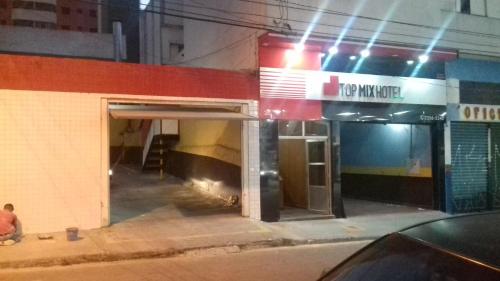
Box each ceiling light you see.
[337,112,356,116]
[360,49,370,58]
[388,124,407,132]
[393,110,411,115]
[328,46,338,55]
[375,118,389,121]
[406,60,415,65]
[418,54,429,64]
[285,49,303,66]
[349,55,357,60]
[294,43,305,52]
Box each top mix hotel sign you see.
[260,67,447,106]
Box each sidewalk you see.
[0,205,447,269]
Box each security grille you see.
[490,124,500,209]
[450,122,489,212]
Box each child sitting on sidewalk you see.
[0,203,18,246]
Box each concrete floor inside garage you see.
[110,164,241,225]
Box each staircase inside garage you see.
[142,120,179,173]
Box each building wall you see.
[0,0,12,25]
[486,0,500,18]
[446,59,500,84]
[57,0,98,32]
[264,0,500,56]
[0,0,98,31]
[109,119,142,147]
[141,0,265,70]
[181,0,264,71]
[0,55,261,232]
[0,25,116,59]
[10,0,57,29]
[104,0,140,62]
[170,0,500,72]
[174,120,241,166]
[109,119,143,165]
[167,120,242,202]
[341,123,434,207]
[341,123,432,177]
[0,90,104,234]
[444,59,500,213]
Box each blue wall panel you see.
[446,59,500,83]
[341,123,432,170]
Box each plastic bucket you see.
[66,227,79,241]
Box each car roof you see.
[399,212,500,269]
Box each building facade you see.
[0,0,98,32]
[139,0,500,70]
[445,59,500,213]
[139,0,500,219]
[257,35,455,221]
[0,0,140,61]
[0,55,260,233]
[4,0,500,234]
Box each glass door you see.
[306,140,331,214]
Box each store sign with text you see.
[460,104,500,122]
[260,67,447,106]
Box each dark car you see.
[319,212,500,281]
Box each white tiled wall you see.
[0,91,262,233]
[0,90,103,233]
[247,101,261,220]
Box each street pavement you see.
[0,241,370,281]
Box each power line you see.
[79,0,273,31]
[156,0,500,51]
[171,31,259,65]
[122,0,500,54]
[238,0,500,40]
[77,0,500,60]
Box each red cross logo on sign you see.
[323,75,340,96]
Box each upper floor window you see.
[459,0,471,14]
[12,1,56,12]
[89,9,97,18]
[13,1,34,9]
[14,19,56,29]
[34,21,56,29]
[13,19,33,27]
[34,2,56,12]
[61,7,70,15]
[77,8,83,14]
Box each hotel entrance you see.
[278,121,333,220]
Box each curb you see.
[0,236,376,269]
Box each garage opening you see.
[108,103,251,224]
[340,122,435,217]
[277,120,334,221]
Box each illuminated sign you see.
[460,104,500,122]
[260,67,446,106]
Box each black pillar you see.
[330,121,346,218]
[259,120,280,222]
[431,122,446,211]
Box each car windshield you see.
[320,233,500,281]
